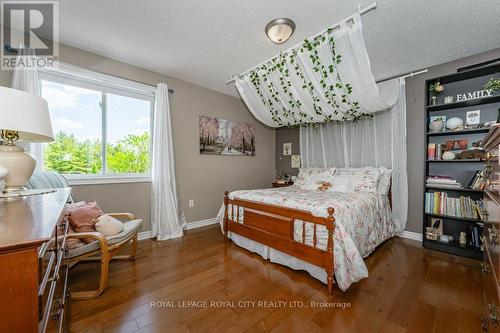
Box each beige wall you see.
[0,44,276,231]
[275,127,300,177]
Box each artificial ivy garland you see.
[247,27,369,127]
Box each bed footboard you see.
[223,191,335,294]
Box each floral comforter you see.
[216,186,395,291]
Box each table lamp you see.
[0,86,54,192]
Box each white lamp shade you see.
[0,86,54,142]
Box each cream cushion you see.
[95,214,124,237]
[66,219,143,258]
[295,167,336,189]
[325,175,353,193]
[334,167,382,193]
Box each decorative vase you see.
[446,117,464,131]
[431,96,437,106]
[429,120,444,133]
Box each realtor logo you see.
[1,0,59,69]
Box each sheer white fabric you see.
[300,78,408,231]
[151,84,186,240]
[10,48,44,170]
[235,13,397,127]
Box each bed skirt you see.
[227,231,329,284]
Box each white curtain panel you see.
[300,78,408,231]
[10,48,44,170]
[151,83,186,240]
[235,13,397,127]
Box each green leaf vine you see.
[247,26,369,127]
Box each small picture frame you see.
[291,155,301,168]
[465,110,480,129]
[283,142,292,156]
[431,217,443,235]
[444,96,454,104]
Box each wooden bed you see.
[222,185,392,294]
[223,191,336,294]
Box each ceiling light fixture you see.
[265,18,295,44]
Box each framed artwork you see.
[429,115,446,124]
[199,115,256,156]
[291,155,301,168]
[283,142,292,155]
[466,110,480,128]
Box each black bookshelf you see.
[423,63,499,260]
[426,95,500,111]
[426,127,490,137]
[424,213,482,224]
[425,186,483,194]
[426,159,483,163]
[423,239,482,260]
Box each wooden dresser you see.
[0,188,71,333]
[481,123,500,332]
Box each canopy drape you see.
[235,13,397,127]
[300,78,408,232]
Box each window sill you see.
[66,175,152,186]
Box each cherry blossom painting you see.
[199,115,255,156]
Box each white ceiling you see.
[54,0,500,97]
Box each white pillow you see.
[377,167,392,195]
[325,175,353,193]
[95,214,124,237]
[335,167,382,193]
[295,167,335,189]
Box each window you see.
[40,67,154,183]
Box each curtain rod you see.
[225,2,377,85]
[53,59,175,93]
[375,68,428,83]
[100,72,175,94]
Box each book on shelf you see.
[428,143,436,160]
[427,143,445,160]
[466,225,482,248]
[436,144,442,160]
[426,175,462,189]
[424,191,483,220]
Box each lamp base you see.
[0,144,36,192]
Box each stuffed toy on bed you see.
[316,181,332,192]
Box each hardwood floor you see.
[69,225,484,333]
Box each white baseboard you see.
[138,217,218,240]
[138,231,152,241]
[185,217,218,230]
[397,230,423,242]
[141,219,422,243]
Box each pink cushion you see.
[66,224,86,249]
[67,200,104,243]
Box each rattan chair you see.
[28,172,143,300]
